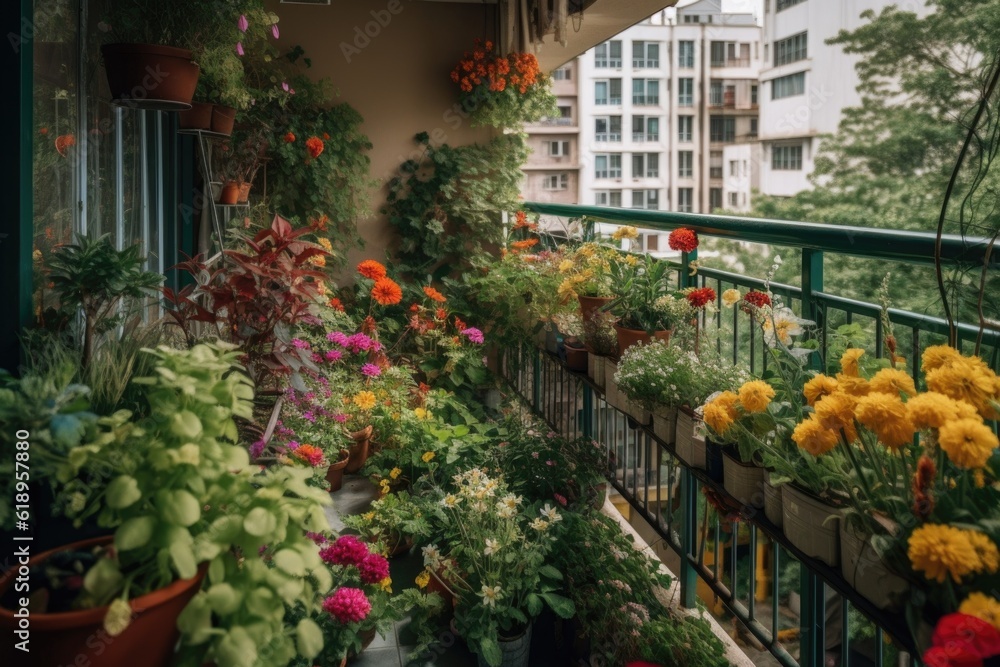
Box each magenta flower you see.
[553,493,568,507]
[460,327,485,344]
[327,331,349,346]
[249,439,266,459]
[291,338,310,349]
[546,460,556,466]
[286,440,301,450]
[271,23,280,39]
[238,14,248,32]
[282,81,290,92]
[311,352,323,363]
[325,349,343,362]
[302,411,315,423]
[236,41,244,56]
[333,413,348,424]
[324,588,371,624]
[319,535,370,567]
[306,531,329,545]
[357,553,390,584]
[361,363,381,378]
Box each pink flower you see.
[323,587,371,624]
[327,331,349,345]
[361,363,381,377]
[282,81,290,92]
[553,493,567,507]
[531,452,539,459]
[333,414,348,423]
[357,553,390,584]
[311,352,323,363]
[271,23,280,39]
[325,349,342,362]
[460,327,485,344]
[546,460,556,466]
[291,338,310,349]
[319,535,370,567]
[238,14,248,32]
[302,411,315,423]
[306,531,329,545]
[236,41,244,57]
[249,439,266,459]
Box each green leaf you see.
[540,592,575,619]
[243,507,277,537]
[215,626,258,667]
[295,618,324,659]
[206,583,241,615]
[170,541,198,580]
[106,475,141,509]
[538,565,563,581]
[177,593,213,644]
[525,593,542,617]
[479,636,502,667]
[115,516,156,551]
[273,549,305,576]
[171,410,203,439]
[162,489,201,527]
[83,557,123,600]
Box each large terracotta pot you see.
[345,425,373,474]
[178,101,213,130]
[101,43,199,110]
[218,182,240,205]
[614,326,671,358]
[210,105,236,136]
[237,182,252,204]
[0,536,206,667]
[564,342,588,372]
[325,449,351,492]
[578,295,613,323]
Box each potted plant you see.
[558,242,620,324]
[344,490,433,558]
[582,310,617,389]
[553,313,587,372]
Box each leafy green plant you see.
[45,234,163,369]
[638,613,729,667]
[607,254,692,333]
[343,490,433,555]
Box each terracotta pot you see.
[101,43,200,110]
[211,105,237,136]
[0,536,206,667]
[218,182,240,205]
[345,425,373,474]
[178,101,213,130]
[578,295,613,323]
[347,627,378,661]
[564,343,588,372]
[326,450,351,492]
[613,325,650,357]
[236,182,252,204]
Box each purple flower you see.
[302,411,316,423]
[249,439,266,459]
[306,531,329,545]
[461,327,485,344]
[291,338,310,350]
[287,440,301,450]
[361,363,381,378]
[333,413,348,424]
[311,352,323,363]
[304,392,316,401]
[238,14,248,32]
[271,23,280,39]
[236,41,244,56]
[325,349,343,362]
[327,331,349,346]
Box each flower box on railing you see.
[674,407,706,469]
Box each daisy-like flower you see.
[611,225,639,241]
[762,307,807,347]
[497,505,516,519]
[422,545,443,569]
[484,539,500,556]
[441,494,461,508]
[480,584,503,607]
[721,288,742,307]
[530,518,550,532]
[540,503,561,522]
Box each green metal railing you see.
[499,203,1000,667]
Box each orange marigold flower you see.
[305,136,324,159]
[454,317,467,331]
[435,307,447,320]
[328,297,345,312]
[423,286,447,303]
[511,239,539,251]
[668,227,699,253]
[371,277,403,306]
[409,303,420,313]
[283,132,296,143]
[357,259,387,280]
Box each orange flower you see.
[454,317,467,331]
[310,214,329,231]
[305,136,324,159]
[371,277,403,306]
[283,132,296,143]
[357,260,387,280]
[328,297,345,312]
[423,286,447,303]
[435,308,447,320]
[511,238,539,251]
[322,132,330,140]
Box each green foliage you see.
[607,254,689,333]
[639,613,730,667]
[384,132,529,280]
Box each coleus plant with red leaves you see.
[164,214,329,388]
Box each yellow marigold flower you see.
[363,511,375,522]
[380,576,392,592]
[840,348,865,377]
[624,254,639,266]
[389,467,402,480]
[906,391,961,430]
[576,244,596,258]
[969,531,1000,575]
[353,390,377,411]
[415,571,431,589]
[421,451,436,463]
[738,380,775,413]
[308,253,327,267]
[927,358,1000,419]
[721,288,742,308]
[960,593,1000,631]
[611,225,639,241]
[813,392,858,443]
[869,368,917,398]
[835,374,870,397]
[908,524,985,583]
[792,416,838,456]
[938,418,999,469]
[703,391,739,435]
[317,237,333,251]
[32,249,42,262]
[379,478,391,492]
[558,259,575,273]
[557,279,578,301]
[803,374,839,406]
[922,344,962,372]
[854,393,914,449]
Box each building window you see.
[678,116,693,142]
[710,150,723,179]
[772,72,806,99]
[678,78,693,106]
[678,188,694,213]
[547,140,570,157]
[646,234,660,251]
[709,80,723,106]
[595,40,622,68]
[709,116,736,143]
[729,192,739,207]
[552,66,572,80]
[632,79,660,106]
[595,154,623,179]
[631,189,660,210]
[751,84,758,105]
[750,118,758,136]
[595,190,622,207]
[709,188,722,212]
[777,0,805,11]
[677,151,693,178]
[633,41,660,68]
[774,32,807,66]
[772,144,803,170]
[711,41,750,67]
[595,79,622,105]
[595,116,622,142]
[632,153,659,178]
[632,116,660,142]
[678,40,695,68]
[543,174,569,191]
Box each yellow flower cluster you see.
[611,225,639,241]
[908,524,999,583]
[960,593,1000,631]
[702,381,775,437]
[353,390,377,411]
[923,344,1000,419]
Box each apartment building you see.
[573,0,761,223]
[521,61,581,207]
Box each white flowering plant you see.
[420,468,575,666]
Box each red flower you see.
[741,290,772,314]
[322,132,330,140]
[454,317,467,331]
[668,227,698,253]
[686,287,716,309]
[357,260,387,280]
[327,297,345,312]
[435,307,447,320]
[55,134,76,157]
[305,136,324,159]
[923,614,1000,667]
[283,132,296,143]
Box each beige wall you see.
[266,0,495,275]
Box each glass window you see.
[751,84,758,105]
[777,0,805,11]
[772,144,803,170]
[678,116,693,142]
[678,78,693,106]
[595,154,622,179]
[774,32,808,66]
[543,174,569,190]
[596,190,622,207]
[772,72,806,99]
[595,116,621,142]
[633,41,660,68]
[547,140,570,157]
[709,117,736,142]
[678,188,694,213]
[632,79,660,106]
[646,153,659,178]
[709,188,722,212]
[678,151,693,178]
[552,67,572,80]
[595,40,622,68]
[709,80,723,106]
[678,40,695,68]
[631,189,659,210]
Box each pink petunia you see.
[271,23,280,39]
[236,41,244,56]
[238,14,248,32]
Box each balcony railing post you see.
[679,467,698,609]
[679,248,698,289]
[532,347,541,411]
[582,384,594,439]
[801,248,824,370]
[799,568,827,667]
